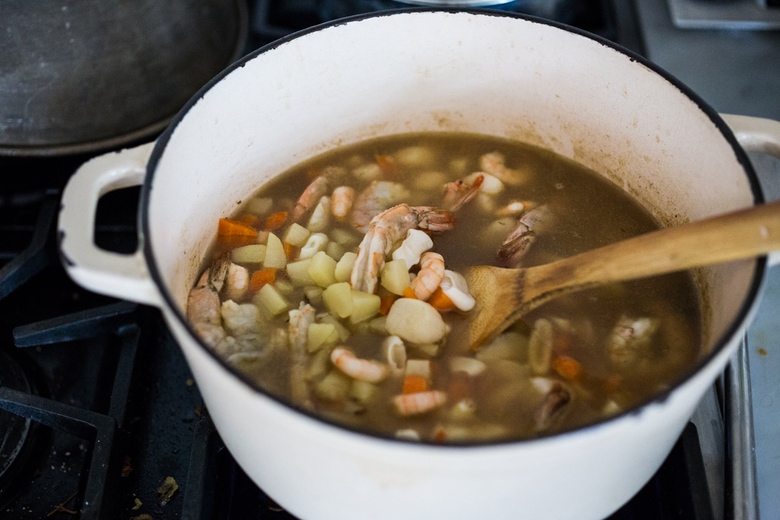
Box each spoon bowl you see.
[460,200,780,351]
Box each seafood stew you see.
[186,132,701,443]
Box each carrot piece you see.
[249,268,277,292]
[428,287,455,312]
[283,242,297,260]
[402,287,417,299]
[402,375,429,394]
[551,355,583,381]
[263,211,288,231]
[218,217,257,237]
[375,154,396,175]
[379,295,396,315]
[239,213,260,227]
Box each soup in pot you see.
[186,132,701,442]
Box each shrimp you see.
[186,253,230,349]
[531,377,571,432]
[330,347,389,383]
[350,181,411,232]
[479,151,528,185]
[392,390,447,416]
[442,173,484,211]
[293,166,345,222]
[289,302,316,409]
[331,186,355,220]
[411,251,445,300]
[350,204,456,294]
[607,315,660,370]
[497,204,551,266]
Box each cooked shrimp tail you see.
[186,253,231,348]
[443,173,484,211]
[411,251,445,300]
[289,302,317,409]
[497,204,551,266]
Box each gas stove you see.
[2,1,776,518]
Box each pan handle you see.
[58,142,162,306]
[722,114,780,267]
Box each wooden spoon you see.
[460,200,780,352]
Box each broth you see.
[187,133,701,442]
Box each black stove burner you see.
[0,351,42,511]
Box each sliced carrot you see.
[432,428,447,442]
[249,268,277,292]
[263,211,288,231]
[553,332,572,354]
[379,295,396,316]
[218,217,257,237]
[283,242,297,260]
[402,287,417,299]
[551,355,583,381]
[428,287,455,312]
[375,154,396,175]
[239,213,260,227]
[402,375,429,395]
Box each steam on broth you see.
[187,133,701,442]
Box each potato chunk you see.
[385,298,448,344]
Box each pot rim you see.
[141,8,768,447]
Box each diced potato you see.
[449,356,487,377]
[304,286,323,305]
[334,251,356,283]
[326,241,345,261]
[274,279,295,295]
[286,258,316,286]
[322,282,353,318]
[394,145,435,166]
[352,163,382,181]
[307,196,331,233]
[411,343,440,358]
[385,298,448,344]
[307,323,339,352]
[379,259,410,295]
[283,222,311,247]
[253,283,289,316]
[245,197,273,215]
[348,290,381,324]
[317,313,351,342]
[306,348,332,382]
[330,227,360,247]
[414,170,448,191]
[230,244,267,265]
[315,369,351,401]
[405,359,431,379]
[264,232,287,269]
[308,251,338,287]
[369,316,388,335]
[475,331,529,364]
[350,380,378,405]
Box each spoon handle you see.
[524,200,780,299]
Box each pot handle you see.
[722,114,780,267]
[58,142,162,306]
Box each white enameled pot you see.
[58,10,780,520]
